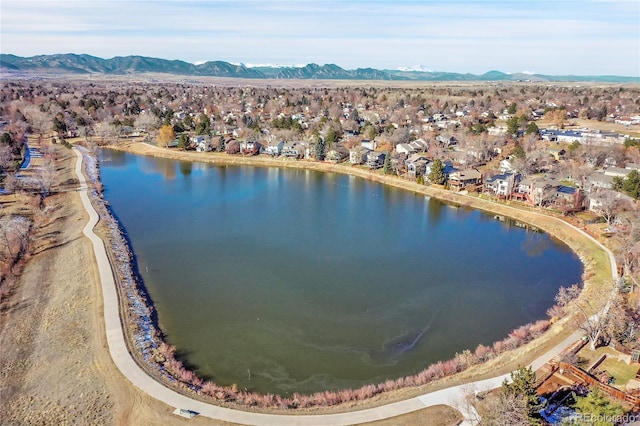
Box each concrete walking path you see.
[73,148,617,425]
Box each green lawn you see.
[578,346,640,388]
[599,357,639,388]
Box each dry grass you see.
[364,405,463,426]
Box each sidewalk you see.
[73,147,617,425]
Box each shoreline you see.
[83,142,617,420]
[118,142,615,286]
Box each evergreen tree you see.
[1,132,12,145]
[428,159,446,185]
[315,140,326,161]
[325,127,337,147]
[183,114,193,130]
[574,388,624,426]
[597,105,608,121]
[217,135,226,152]
[502,366,543,420]
[195,113,211,135]
[507,116,521,135]
[513,142,526,159]
[525,121,539,135]
[177,134,190,150]
[383,151,392,174]
[351,108,360,124]
[613,170,640,199]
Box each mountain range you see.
[1,53,637,83]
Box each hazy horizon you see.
[1,1,639,77]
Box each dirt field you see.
[0,138,617,425]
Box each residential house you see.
[485,173,521,197]
[448,169,482,191]
[436,135,458,147]
[224,139,240,155]
[588,189,634,213]
[531,109,545,120]
[425,161,458,182]
[408,159,430,178]
[549,147,566,161]
[264,140,284,156]
[604,167,632,178]
[499,159,518,174]
[517,176,561,206]
[240,140,262,155]
[282,141,304,158]
[603,157,618,168]
[410,138,429,152]
[326,146,350,163]
[366,152,386,169]
[406,153,430,178]
[396,143,416,155]
[554,186,584,212]
[350,146,370,164]
[361,139,377,151]
[190,135,206,145]
[194,137,213,152]
[585,171,615,190]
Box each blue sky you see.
[1,0,639,76]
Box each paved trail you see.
[73,148,616,425]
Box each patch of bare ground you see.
[364,405,462,426]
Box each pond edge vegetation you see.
[85,143,614,412]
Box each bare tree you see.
[591,189,632,227]
[37,160,56,198]
[556,283,621,350]
[476,391,530,425]
[614,207,640,292]
[22,105,52,143]
[0,215,31,274]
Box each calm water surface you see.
[99,150,583,395]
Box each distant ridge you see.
[1,54,637,83]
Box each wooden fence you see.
[558,362,640,408]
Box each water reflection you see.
[179,161,192,177]
[97,150,584,395]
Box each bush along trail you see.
[75,146,619,425]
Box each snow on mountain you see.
[397,65,433,72]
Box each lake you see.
[98,150,583,395]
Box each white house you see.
[350,146,370,164]
[485,173,520,197]
[396,143,416,155]
[410,138,429,152]
[499,159,518,174]
[264,140,284,156]
[360,139,377,151]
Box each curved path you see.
[73,148,617,425]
